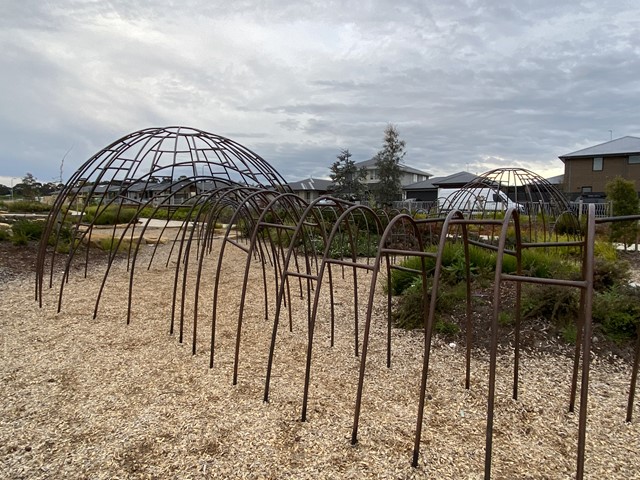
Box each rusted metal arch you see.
[299,204,385,421]
[473,206,597,480]
[202,187,289,368]
[348,210,471,461]
[593,214,640,423]
[231,191,318,384]
[262,196,360,404]
[40,175,234,316]
[36,126,290,306]
[169,186,272,354]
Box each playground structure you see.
[36,127,639,479]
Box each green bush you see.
[392,281,426,330]
[592,286,640,341]
[97,237,131,252]
[12,219,46,240]
[521,284,579,324]
[0,228,11,241]
[11,231,28,246]
[593,257,630,290]
[606,176,640,247]
[434,319,460,337]
[84,206,138,225]
[392,277,467,331]
[5,200,51,213]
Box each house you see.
[559,136,640,200]
[286,177,333,203]
[355,158,431,196]
[403,171,478,202]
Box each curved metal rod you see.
[411,209,466,467]
[352,212,438,447]
[300,204,384,421]
[233,192,311,385]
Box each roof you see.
[431,171,479,187]
[404,171,479,191]
[545,174,564,185]
[559,136,640,161]
[402,176,442,191]
[354,158,432,177]
[287,177,333,191]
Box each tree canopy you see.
[606,176,640,248]
[329,149,366,200]
[372,124,405,206]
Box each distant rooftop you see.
[559,136,640,160]
[403,171,477,190]
[354,158,432,177]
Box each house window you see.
[592,157,603,171]
[305,191,311,201]
[629,155,640,164]
[581,186,592,194]
[370,169,379,180]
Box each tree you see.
[329,149,366,200]
[606,176,640,248]
[20,172,41,199]
[372,124,405,206]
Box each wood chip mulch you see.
[1,240,639,479]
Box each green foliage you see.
[97,237,131,252]
[498,311,515,326]
[521,284,580,324]
[434,319,460,336]
[606,176,640,247]
[12,219,46,241]
[372,124,405,206]
[560,323,578,344]
[392,281,426,330]
[592,286,640,341]
[0,228,11,241]
[392,276,467,331]
[554,212,583,236]
[11,231,28,246]
[4,200,51,213]
[329,149,366,200]
[593,257,630,290]
[84,206,138,225]
[389,243,574,296]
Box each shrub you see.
[593,257,630,290]
[592,286,640,341]
[606,176,640,247]
[84,206,138,226]
[6,200,51,213]
[11,231,28,246]
[434,319,460,336]
[0,228,10,241]
[521,284,579,324]
[97,237,131,252]
[12,219,46,240]
[392,277,467,331]
[392,281,426,330]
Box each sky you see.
[1,0,639,188]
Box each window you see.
[592,157,603,171]
[581,186,592,193]
[629,155,640,164]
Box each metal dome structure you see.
[439,167,579,242]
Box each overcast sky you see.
[1,0,639,187]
